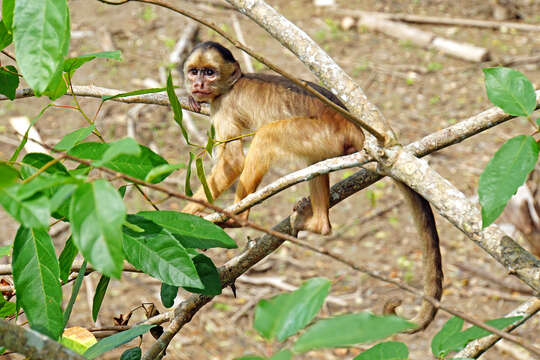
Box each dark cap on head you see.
[192,41,237,63]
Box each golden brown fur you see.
[182,41,442,331]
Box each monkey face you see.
[186,67,219,102]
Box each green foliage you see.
[70,180,126,279]
[92,275,110,322]
[160,282,178,308]
[182,249,222,296]
[53,125,96,152]
[84,325,155,359]
[63,260,87,327]
[101,87,166,101]
[483,67,536,117]
[479,67,538,226]
[0,65,19,100]
[0,295,17,317]
[12,227,63,339]
[431,315,523,358]
[196,157,213,203]
[13,0,70,95]
[167,72,189,143]
[121,347,142,360]
[254,278,330,341]
[354,341,408,360]
[479,135,539,227]
[0,162,19,187]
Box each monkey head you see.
[184,41,242,105]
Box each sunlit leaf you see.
[483,67,536,116]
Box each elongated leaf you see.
[185,152,194,196]
[254,278,330,341]
[0,65,18,99]
[431,316,464,357]
[270,350,292,360]
[17,174,78,200]
[63,260,87,327]
[196,157,213,203]
[92,275,110,322]
[54,125,96,151]
[93,138,140,167]
[51,184,78,218]
[121,347,142,360]
[483,67,536,117]
[137,210,236,249]
[69,142,168,181]
[160,282,178,308]
[102,87,166,101]
[2,0,15,31]
[183,250,221,296]
[63,50,122,73]
[0,185,50,228]
[123,215,202,288]
[84,325,155,359]
[70,180,126,278]
[293,313,414,353]
[167,72,189,144]
[0,21,12,51]
[354,341,408,360]
[145,163,185,183]
[479,135,539,227]
[0,162,19,188]
[13,0,69,95]
[58,236,78,282]
[12,226,63,339]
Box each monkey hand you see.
[188,96,202,113]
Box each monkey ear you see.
[229,62,242,86]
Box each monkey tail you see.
[394,181,443,333]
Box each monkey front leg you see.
[182,141,244,215]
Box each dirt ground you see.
[1,0,539,359]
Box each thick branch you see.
[0,319,86,360]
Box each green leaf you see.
[10,106,49,162]
[102,87,166,101]
[431,316,464,357]
[0,65,19,99]
[63,50,122,73]
[137,210,237,249]
[0,21,13,51]
[483,67,536,117]
[21,152,70,177]
[121,347,142,360]
[0,185,50,228]
[167,72,189,144]
[196,158,213,203]
[13,0,70,95]
[270,350,292,360]
[293,313,414,353]
[0,295,16,317]
[92,275,110,322]
[63,260,87,327]
[0,162,19,188]
[53,125,96,151]
[182,250,221,296]
[2,0,15,31]
[436,316,523,357]
[92,138,141,167]
[70,180,126,279]
[51,184,78,218]
[354,341,408,360]
[123,215,202,288]
[185,152,194,196]
[17,174,78,200]
[254,278,330,341]
[160,282,178,308]
[0,245,11,258]
[479,135,539,227]
[84,324,155,359]
[12,227,63,339]
[69,142,168,181]
[58,236,78,283]
[145,163,185,183]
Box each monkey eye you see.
[189,69,198,76]
[204,69,215,76]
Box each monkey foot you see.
[290,210,331,235]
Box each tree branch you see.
[0,319,86,360]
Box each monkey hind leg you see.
[291,174,331,235]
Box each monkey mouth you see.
[192,91,212,96]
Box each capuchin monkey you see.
[181,41,442,332]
